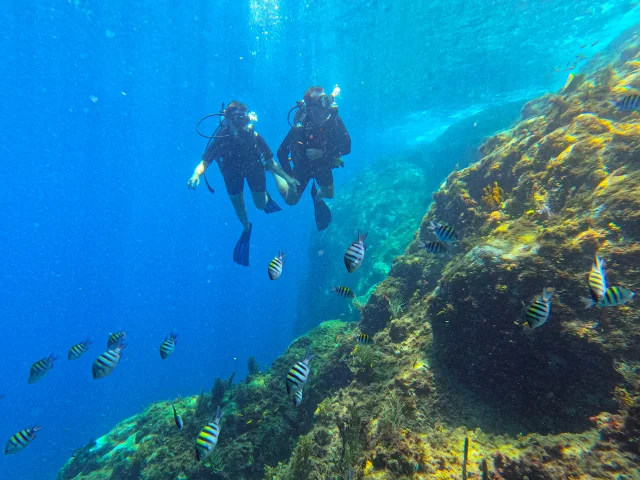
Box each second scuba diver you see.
[271,86,351,231]
[187,100,299,267]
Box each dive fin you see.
[233,224,252,267]
[311,181,332,231]
[264,192,282,214]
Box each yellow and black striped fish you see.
[293,388,303,407]
[268,250,286,280]
[331,285,355,299]
[92,344,127,380]
[419,240,446,254]
[159,332,178,360]
[286,347,315,394]
[195,406,224,461]
[353,333,373,345]
[68,340,92,361]
[344,231,368,273]
[28,354,57,384]
[428,220,458,243]
[588,254,607,303]
[524,288,554,328]
[5,423,43,454]
[107,330,127,350]
[584,286,636,308]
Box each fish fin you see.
[581,297,595,309]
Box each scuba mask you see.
[288,85,340,127]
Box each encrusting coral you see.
[481,181,506,211]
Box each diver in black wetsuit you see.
[187,101,298,266]
[272,86,351,231]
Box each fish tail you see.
[581,297,595,309]
[542,288,555,301]
[215,405,225,422]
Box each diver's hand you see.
[332,157,344,168]
[187,174,200,190]
[285,176,300,189]
[306,148,324,161]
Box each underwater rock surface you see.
[296,101,524,335]
[59,32,640,480]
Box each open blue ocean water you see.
[2,1,640,478]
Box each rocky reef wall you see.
[295,101,525,335]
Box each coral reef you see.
[481,181,506,211]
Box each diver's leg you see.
[248,167,268,210]
[229,194,251,231]
[223,170,251,231]
[314,167,334,200]
[272,171,290,199]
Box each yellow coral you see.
[481,181,506,211]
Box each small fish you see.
[537,204,553,216]
[246,420,253,425]
[5,424,43,454]
[344,231,368,273]
[68,340,92,360]
[592,40,598,47]
[107,331,127,350]
[524,288,554,328]
[172,404,183,430]
[28,354,57,384]
[268,250,285,280]
[332,285,355,299]
[159,332,178,360]
[611,93,640,112]
[428,220,458,243]
[195,406,224,461]
[419,240,446,254]
[286,347,315,394]
[92,344,127,380]
[588,254,607,303]
[293,389,303,407]
[583,286,636,308]
[353,333,373,345]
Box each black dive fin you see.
[264,192,282,214]
[233,224,252,267]
[311,181,332,231]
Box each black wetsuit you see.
[203,126,273,196]
[277,115,351,190]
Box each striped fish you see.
[588,254,607,303]
[159,332,178,360]
[583,286,636,308]
[268,250,285,280]
[611,93,640,111]
[344,231,368,273]
[28,354,57,384]
[428,220,458,243]
[293,389,303,407]
[107,331,127,350]
[172,404,183,430]
[92,344,127,380]
[195,406,224,461]
[4,424,43,454]
[353,333,373,345]
[420,240,446,254]
[286,347,315,394]
[68,340,92,360]
[332,285,355,299]
[524,288,554,328]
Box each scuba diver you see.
[187,100,299,267]
[272,86,351,231]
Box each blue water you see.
[2,1,640,478]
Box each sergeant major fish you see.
[92,344,127,380]
[583,286,636,308]
[524,288,554,328]
[344,231,368,273]
[28,354,57,384]
[353,333,373,345]
[195,406,224,461]
[286,347,315,394]
[268,250,285,280]
[107,331,127,350]
[293,388,303,407]
[428,220,458,243]
[588,254,607,303]
[159,332,178,360]
[419,240,446,254]
[610,93,640,111]
[68,340,92,360]
[4,424,43,454]
[332,285,355,299]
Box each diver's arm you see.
[188,140,218,189]
[265,157,298,187]
[276,128,297,175]
[331,116,351,156]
